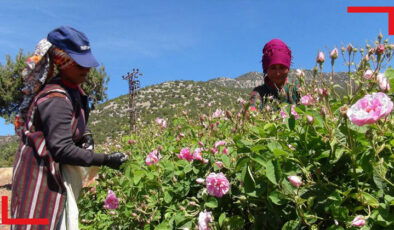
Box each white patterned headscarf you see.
[15,38,54,136]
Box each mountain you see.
[0,70,350,165]
[88,70,349,143]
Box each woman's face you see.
[266,64,289,88]
[60,63,91,85]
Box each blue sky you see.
[0,0,392,135]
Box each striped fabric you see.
[11,84,81,230]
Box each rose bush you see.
[78,35,393,229]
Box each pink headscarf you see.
[262,39,292,73]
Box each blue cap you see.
[47,26,99,68]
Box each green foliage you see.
[0,136,18,167]
[0,50,27,121]
[78,35,393,229]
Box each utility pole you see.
[122,68,142,132]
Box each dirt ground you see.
[0,167,12,230]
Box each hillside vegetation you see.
[0,70,350,166]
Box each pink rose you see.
[330,47,338,59]
[280,109,288,121]
[347,44,353,53]
[198,210,213,230]
[377,73,390,92]
[155,118,167,128]
[193,148,204,161]
[287,175,302,188]
[296,69,305,78]
[128,139,136,145]
[347,92,393,126]
[291,105,300,120]
[214,140,226,148]
[104,190,119,210]
[222,148,229,155]
[178,147,193,162]
[206,172,230,197]
[306,115,314,124]
[351,215,366,227]
[377,44,385,54]
[212,109,224,118]
[196,178,205,184]
[215,161,223,168]
[363,69,373,80]
[210,148,219,154]
[145,150,162,166]
[316,51,325,63]
[250,106,257,111]
[300,94,315,106]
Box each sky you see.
[0,0,393,135]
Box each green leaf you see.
[219,212,227,227]
[267,142,282,152]
[154,221,171,230]
[250,154,266,167]
[241,164,255,193]
[273,149,289,158]
[288,115,296,130]
[236,156,250,171]
[282,220,299,230]
[205,196,218,208]
[164,191,173,203]
[269,190,287,205]
[265,160,281,185]
[251,144,266,153]
[133,170,145,185]
[360,191,380,208]
[264,123,277,134]
[221,154,231,167]
[227,216,245,230]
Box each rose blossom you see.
[306,115,314,124]
[222,148,229,155]
[291,105,300,120]
[377,73,390,92]
[300,94,315,106]
[193,148,204,161]
[214,140,226,148]
[363,69,373,80]
[316,51,325,63]
[104,190,119,210]
[377,44,385,54]
[178,147,193,162]
[196,178,205,184]
[212,109,224,118]
[347,44,353,53]
[347,92,393,126]
[287,175,303,187]
[215,161,223,168]
[351,215,366,227]
[206,172,230,198]
[198,210,213,230]
[280,109,288,121]
[330,47,338,59]
[145,150,162,166]
[295,69,305,78]
[155,118,167,128]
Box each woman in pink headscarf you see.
[250,39,299,111]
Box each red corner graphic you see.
[348,6,394,35]
[1,196,49,225]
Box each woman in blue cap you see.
[11,26,127,230]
